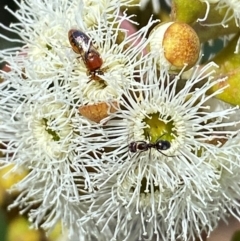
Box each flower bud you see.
[7,217,41,241]
[149,22,200,71]
[79,101,118,123]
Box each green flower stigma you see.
[43,118,60,141]
[143,113,176,142]
[46,44,52,50]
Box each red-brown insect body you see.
[85,49,103,72]
[68,29,104,79]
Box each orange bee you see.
[68,29,103,79]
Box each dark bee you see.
[129,135,171,157]
[68,29,103,79]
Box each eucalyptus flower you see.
[0,0,155,237]
[0,0,156,105]
[0,71,105,236]
[1,0,240,240]
[84,58,240,241]
[205,98,240,131]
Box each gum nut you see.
[150,22,200,71]
[79,101,118,123]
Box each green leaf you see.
[208,34,240,105]
[0,209,7,241]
